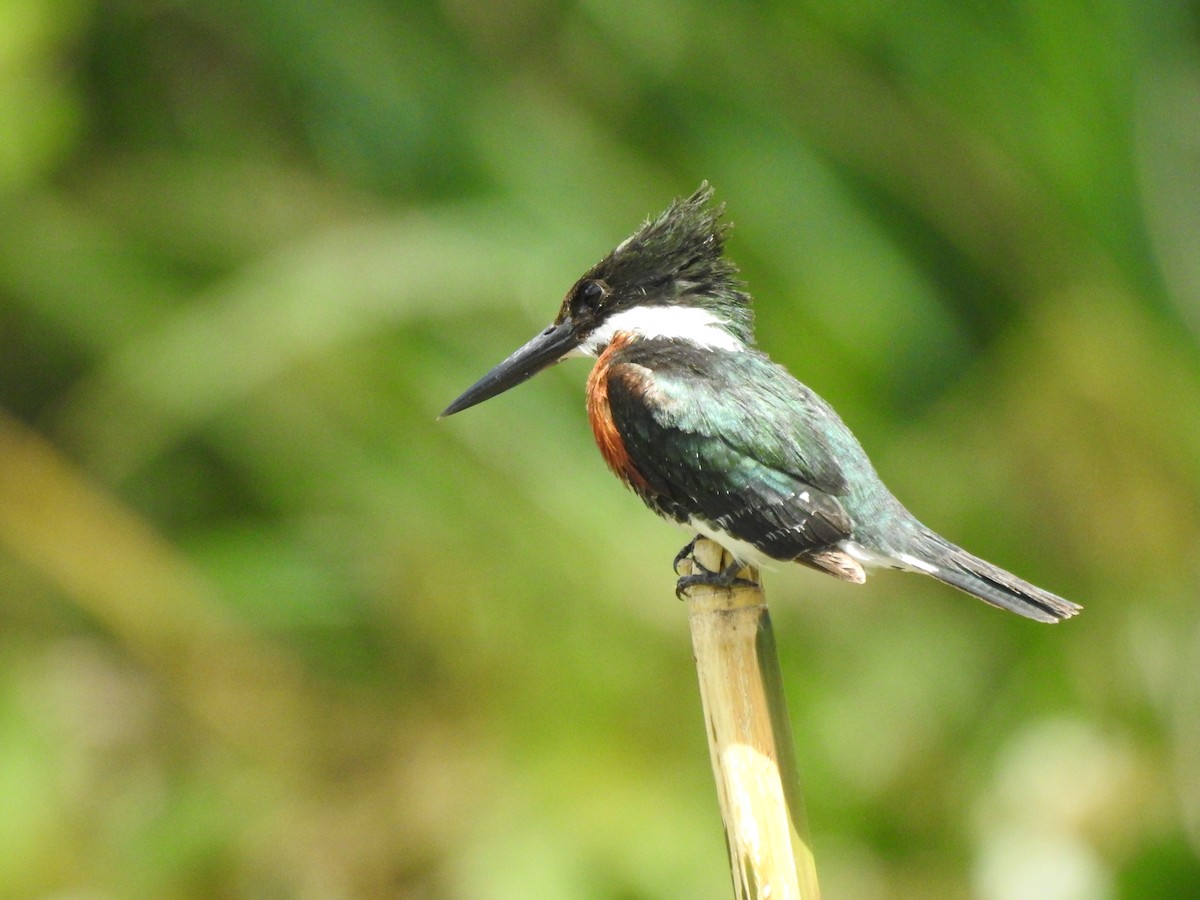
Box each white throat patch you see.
[576,306,746,357]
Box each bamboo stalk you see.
[682,538,820,899]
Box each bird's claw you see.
[673,536,700,575]
[674,555,757,600]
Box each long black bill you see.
[440,318,582,418]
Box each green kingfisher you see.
[442,185,1080,623]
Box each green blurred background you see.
[2,0,1200,897]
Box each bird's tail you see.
[912,531,1081,623]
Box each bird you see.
[441,184,1080,623]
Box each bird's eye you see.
[580,281,605,307]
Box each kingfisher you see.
[442,185,1080,623]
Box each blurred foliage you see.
[1,0,1199,897]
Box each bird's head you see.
[442,183,752,417]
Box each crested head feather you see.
[572,183,755,345]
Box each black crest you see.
[579,183,755,343]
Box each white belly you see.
[685,518,781,570]
[682,521,936,575]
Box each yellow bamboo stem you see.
[682,538,820,900]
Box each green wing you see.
[605,345,855,560]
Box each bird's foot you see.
[673,536,701,575]
[675,556,757,600]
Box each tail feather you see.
[914,533,1081,623]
